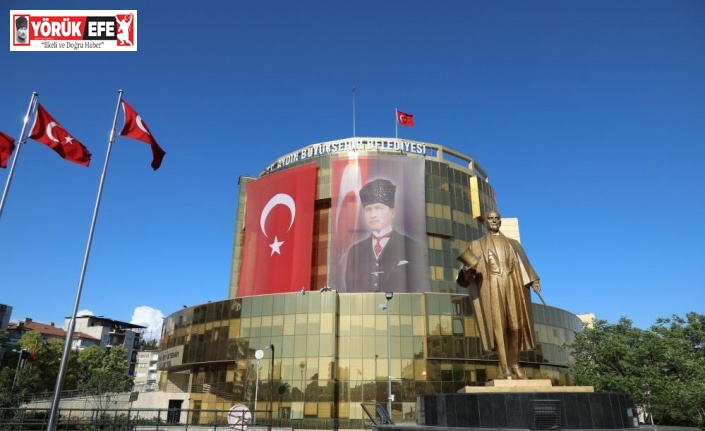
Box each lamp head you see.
[385,292,393,300]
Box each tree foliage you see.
[139,338,159,350]
[0,330,9,349]
[16,331,78,393]
[0,331,134,411]
[567,312,705,428]
[77,346,134,411]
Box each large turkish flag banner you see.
[237,163,318,297]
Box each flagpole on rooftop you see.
[46,89,124,431]
[352,86,356,137]
[395,109,398,139]
[0,92,38,220]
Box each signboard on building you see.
[158,345,184,369]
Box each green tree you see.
[139,338,158,350]
[0,330,8,349]
[77,346,134,411]
[0,335,45,409]
[15,331,78,393]
[567,312,705,428]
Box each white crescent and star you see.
[259,193,296,256]
[45,121,75,145]
[46,122,59,143]
[136,115,151,136]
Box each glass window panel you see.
[319,335,334,357]
[339,315,350,337]
[271,315,284,336]
[280,357,294,381]
[426,294,439,315]
[349,295,364,316]
[320,314,334,335]
[411,296,422,315]
[440,316,452,335]
[375,315,386,337]
[338,336,349,358]
[361,314,376,337]
[272,295,285,315]
[229,321,240,338]
[307,313,320,334]
[293,335,307,357]
[306,335,320,357]
[281,334,295,358]
[295,313,308,334]
[375,336,386,359]
[400,336,414,359]
[251,296,263,316]
[318,358,332,380]
[412,316,425,336]
[362,335,376,359]
[428,315,440,335]
[348,336,362,358]
[361,358,375,380]
[350,314,364,336]
[339,295,350,315]
[399,315,413,336]
[283,314,296,336]
[437,298,453,317]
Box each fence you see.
[0,407,373,431]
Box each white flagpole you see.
[395,109,398,139]
[46,89,124,431]
[352,86,356,137]
[0,92,38,220]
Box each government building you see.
[159,137,582,423]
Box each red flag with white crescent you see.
[28,104,92,167]
[119,100,166,170]
[237,163,318,297]
[396,109,414,127]
[0,130,16,168]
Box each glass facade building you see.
[160,138,582,421]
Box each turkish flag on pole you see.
[396,109,414,127]
[237,163,318,297]
[0,131,15,169]
[29,104,92,167]
[119,101,166,170]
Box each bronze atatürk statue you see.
[456,210,541,380]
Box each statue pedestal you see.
[457,378,595,393]
[404,381,636,430]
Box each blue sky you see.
[2,0,704,337]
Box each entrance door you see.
[167,400,183,424]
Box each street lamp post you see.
[12,349,27,390]
[299,360,306,416]
[254,349,264,420]
[381,292,393,417]
[267,344,274,431]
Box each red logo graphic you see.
[10,10,138,51]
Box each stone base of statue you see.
[374,379,638,430]
[458,378,594,393]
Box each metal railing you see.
[0,407,374,431]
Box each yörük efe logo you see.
[10,10,137,51]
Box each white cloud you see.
[130,306,164,341]
[77,309,94,317]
